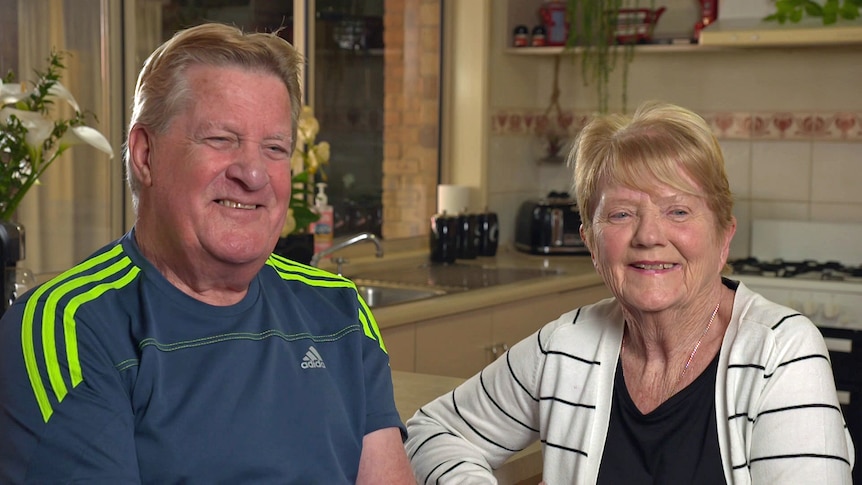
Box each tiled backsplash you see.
[489,108,862,259]
[491,109,862,141]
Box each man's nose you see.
[225,144,270,190]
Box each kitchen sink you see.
[346,263,564,308]
[349,263,563,291]
[354,281,449,308]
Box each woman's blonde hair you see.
[570,101,734,242]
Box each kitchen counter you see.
[392,370,543,484]
[331,245,604,329]
[320,242,611,379]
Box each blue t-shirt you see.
[0,231,404,483]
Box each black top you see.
[596,349,726,484]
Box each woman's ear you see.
[719,216,738,267]
[580,223,597,266]
[127,125,154,187]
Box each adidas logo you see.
[301,346,326,369]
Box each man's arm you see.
[356,427,416,484]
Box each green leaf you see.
[291,205,320,234]
[840,1,860,18]
[789,8,805,22]
[804,1,824,16]
[292,170,311,184]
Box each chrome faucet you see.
[310,232,384,274]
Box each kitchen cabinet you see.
[381,323,416,372]
[383,284,611,379]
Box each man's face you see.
[139,64,293,271]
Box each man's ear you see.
[127,125,154,187]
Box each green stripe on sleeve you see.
[267,257,388,353]
[42,257,136,404]
[21,245,127,422]
[357,296,387,353]
[64,265,140,387]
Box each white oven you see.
[729,220,862,482]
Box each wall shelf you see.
[504,43,716,55]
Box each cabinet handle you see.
[487,343,510,359]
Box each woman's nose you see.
[632,213,666,247]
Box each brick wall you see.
[382,0,441,239]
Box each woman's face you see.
[581,179,735,313]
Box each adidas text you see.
[301,346,326,369]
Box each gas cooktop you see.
[729,257,862,283]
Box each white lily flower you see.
[61,126,114,157]
[47,81,81,112]
[0,51,115,221]
[0,81,28,106]
[0,107,54,148]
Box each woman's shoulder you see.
[730,281,826,351]
[538,296,621,345]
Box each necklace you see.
[622,301,721,398]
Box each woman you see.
[405,101,854,484]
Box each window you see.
[1,0,123,279]
[3,0,441,280]
[130,0,442,240]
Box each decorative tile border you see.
[491,109,862,141]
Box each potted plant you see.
[275,106,330,264]
[765,0,861,24]
[0,50,113,221]
[562,0,660,113]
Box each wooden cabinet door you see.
[491,285,612,364]
[414,309,493,379]
[381,324,416,373]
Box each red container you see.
[612,6,666,44]
[539,1,569,46]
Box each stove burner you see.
[729,258,862,283]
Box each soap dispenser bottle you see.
[312,182,334,254]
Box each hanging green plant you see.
[563,0,657,113]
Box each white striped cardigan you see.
[405,281,855,484]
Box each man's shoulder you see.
[17,239,140,315]
[263,255,357,292]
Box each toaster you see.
[514,196,589,255]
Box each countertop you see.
[392,370,542,484]
[327,244,604,329]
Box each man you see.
[0,23,414,483]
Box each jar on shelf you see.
[513,24,529,47]
[531,25,547,47]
